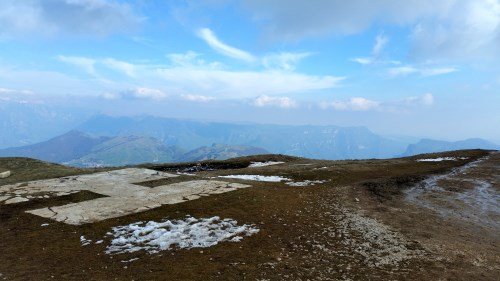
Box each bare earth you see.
[0,150,498,280]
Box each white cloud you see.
[351,33,390,65]
[102,58,136,77]
[420,67,458,77]
[351,57,374,65]
[156,68,343,97]
[388,65,457,77]
[123,88,168,100]
[196,30,313,71]
[262,52,312,71]
[404,93,434,106]
[387,65,458,78]
[197,28,256,62]
[372,34,389,56]
[58,56,138,77]
[320,93,435,112]
[320,97,380,111]
[48,54,345,98]
[58,55,97,75]
[253,95,298,108]
[167,51,223,69]
[0,87,35,102]
[168,51,203,67]
[387,66,418,77]
[0,87,33,95]
[0,0,141,38]
[181,94,215,102]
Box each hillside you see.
[402,138,499,156]
[0,131,110,163]
[66,136,184,167]
[179,143,268,162]
[0,150,498,280]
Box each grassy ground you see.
[0,149,497,280]
[0,157,108,186]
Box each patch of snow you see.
[95,240,104,244]
[105,216,259,255]
[248,161,285,168]
[313,166,328,170]
[176,172,196,176]
[417,157,457,162]
[80,236,92,246]
[286,180,329,187]
[41,223,49,227]
[218,175,291,182]
[121,258,139,263]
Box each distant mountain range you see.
[0,100,92,149]
[1,114,498,165]
[76,115,409,160]
[0,131,268,167]
[402,138,500,156]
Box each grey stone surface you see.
[0,168,250,225]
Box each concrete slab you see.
[0,168,250,225]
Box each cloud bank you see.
[0,0,141,38]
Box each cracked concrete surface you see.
[0,168,250,225]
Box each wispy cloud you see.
[181,94,215,102]
[166,51,222,69]
[122,88,168,100]
[253,95,298,108]
[196,28,312,71]
[57,55,97,75]
[320,93,435,112]
[403,93,434,106]
[351,33,391,65]
[351,57,374,65]
[262,52,312,71]
[197,28,256,62]
[372,33,388,56]
[58,56,138,77]
[320,97,379,111]
[387,65,457,77]
[102,58,136,77]
[56,53,343,98]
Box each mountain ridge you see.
[0,130,269,167]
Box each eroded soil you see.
[0,150,498,280]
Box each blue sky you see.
[0,0,499,140]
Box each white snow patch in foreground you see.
[417,157,464,162]
[105,216,259,255]
[80,236,92,246]
[248,161,285,168]
[218,175,291,182]
[286,180,329,187]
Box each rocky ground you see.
[0,149,498,280]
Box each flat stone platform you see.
[0,168,250,225]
